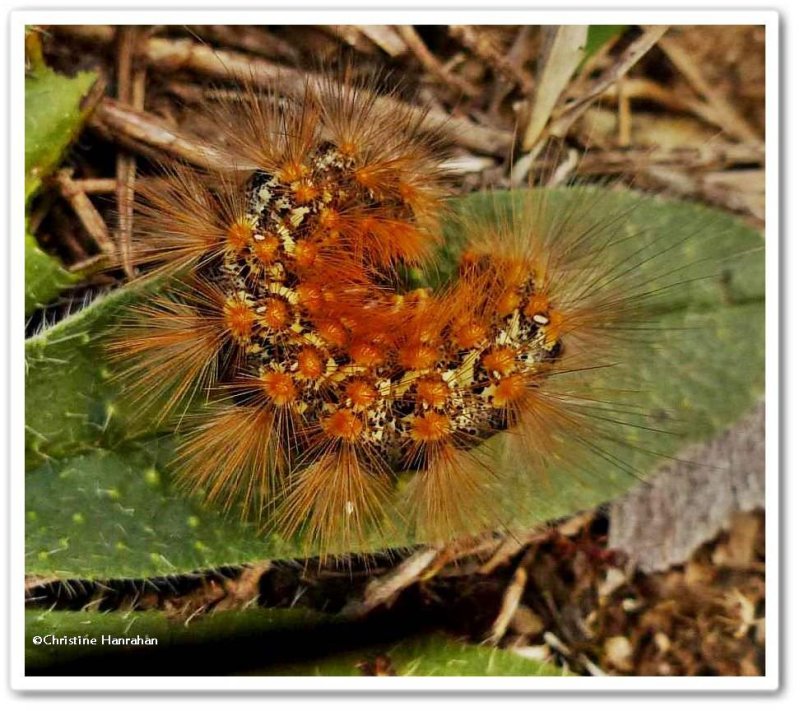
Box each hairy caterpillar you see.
[109,68,672,556]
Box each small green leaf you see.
[25,278,163,469]
[24,62,99,314]
[25,229,78,315]
[25,189,765,580]
[25,65,98,204]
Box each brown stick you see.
[318,25,377,54]
[185,25,300,62]
[567,143,765,174]
[340,547,440,618]
[91,98,229,170]
[487,548,536,645]
[71,178,120,194]
[357,25,407,58]
[396,25,481,99]
[617,78,632,147]
[115,26,140,278]
[52,169,114,255]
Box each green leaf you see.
[25,277,168,470]
[25,66,98,204]
[26,440,295,579]
[25,189,765,580]
[26,609,563,676]
[25,63,99,314]
[25,229,78,315]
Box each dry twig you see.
[91,98,229,170]
[396,25,481,99]
[341,547,440,618]
[319,25,377,54]
[115,26,145,278]
[52,169,114,256]
[357,25,407,58]
[487,548,536,645]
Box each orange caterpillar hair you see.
[110,69,661,556]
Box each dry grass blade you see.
[522,25,588,151]
[549,25,669,138]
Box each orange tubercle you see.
[349,340,385,368]
[223,297,255,344]
[318,207,340,230]
[316,319,349,347]
[278,161,308,183]
[293,180,317,204]
[338,139,358,158]
[261,298,290,331]
[261,371,298,406]
[344,380,378,410]
[482,347,517,377]
[493,374,527,407]
[399,342,439,371]
[416,378,450,409]
[296,284,323,313]
[542,310,565,348]
[525,293,550,318]
[296,347,325,381]
[452,321,487,349]
[323,409,363,442]
[251,234,280,264]
[226,219,252,253]
[505,259,529,286]
[293,241,318,269]
[495,289,522,317]
[410,412,451,443]
[354,164,390,194]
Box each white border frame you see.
[8,8,780,692]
